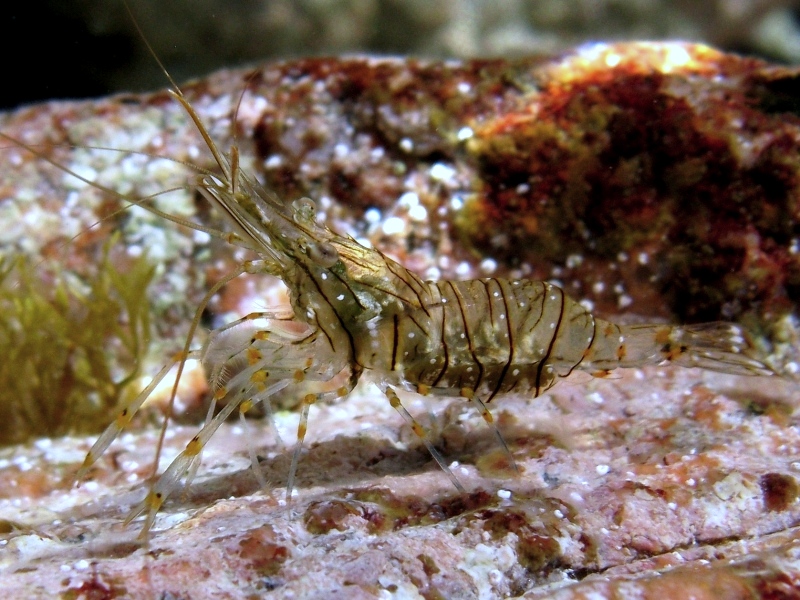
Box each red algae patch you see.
[461,43,800,326]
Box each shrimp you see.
[2,45,774,539]
[35,67,766,536]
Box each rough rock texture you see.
[2,370,799,598]
[0,47,799,598]
[3,46,800,358]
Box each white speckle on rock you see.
[408,204,427,221]
[430,162,456,182]
[382,216,406,235]
[480,258,497,274]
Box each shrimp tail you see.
[614,321,774,377]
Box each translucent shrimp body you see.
[65,83,774,537]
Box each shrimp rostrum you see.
[70,86,774,536]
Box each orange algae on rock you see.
[460,43,800,325]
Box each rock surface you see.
[0,46,798,598]
[2,369,799,598]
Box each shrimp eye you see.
[307,241,339,267]
[292,197,317,224]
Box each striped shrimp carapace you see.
[1,49,777,541]
[40,82,770,536]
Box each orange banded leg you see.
[384,386,465,494]
[284,367,360,502]
[461,388,520,476]
[77,351,199,479]
[126,378,290,537]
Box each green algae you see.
[0,241,154,445]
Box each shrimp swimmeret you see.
[1,59,775,539]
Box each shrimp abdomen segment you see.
[372,279,593,399]
[362,276,772,402]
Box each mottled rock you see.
[1,369,799,598]
[6,46,800,342]
[0,46,798,599]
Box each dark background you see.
[4,0,800,110]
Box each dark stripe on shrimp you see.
[391,314,399,371]
[446,281,484,391]
[385,259,431,317]
[329,271,367,311]
[298,263,356,362]
[481,279,495,325]
[430,285,450,387]
[487,278,515,402]
[535,285,564,396]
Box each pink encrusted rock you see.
[1,369,799,598]
[0,45,798,598]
